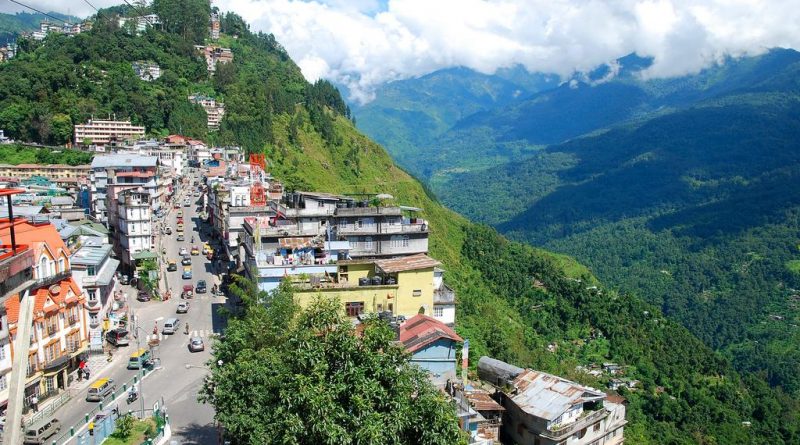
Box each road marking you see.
[154,316,164,321]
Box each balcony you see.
[68,315,79,325]
[33,270,71,290]
[335,222,428,236]
[541,408,609,441]
[334,206,402,217]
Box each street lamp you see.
[184,360,223,370]
[132,325,149,419]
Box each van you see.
[86,378,115,402]
[23,418,61,444]
[127,349,151,370]
[163,318,180,335]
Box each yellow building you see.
[293,253,440,319]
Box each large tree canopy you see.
[201,281,465,445]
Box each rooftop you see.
[71,242,112,266]
[91,154,158,169]
[510,369,606,421]
[375,253,441,273]
[399,313,463,354]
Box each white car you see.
[179,247,188,257]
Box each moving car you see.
[177,301,189,313]
[177,233,185,241]
[86,378,115,401]
[191,246,200,256]
[182,284,194,299]
[106,328,130,347]
[23,418,61,444]
[163,318,180,335]
[176,210,183,218]
[183,199,191,207]
[136,291,151,302]
[189,336,204,352]
[179,247,188,257]
[164,226,172,235]
[181,256,192,266]
[127,349,151,369]
[196,279,207,293]
[167,260,178,272]
[182,267,192,279]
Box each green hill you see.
[2,2,799,442]
[0,11,82,44]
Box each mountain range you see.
[354,48,800,401]
[3,5,800,442]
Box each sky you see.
[5,0,800,103]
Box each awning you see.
[42,354,70,372]
[132,250,157,260]
[93,258,120,285]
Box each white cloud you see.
[15,0,800,103]
[218,0,800,103]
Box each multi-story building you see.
[89,154,159,224]
[477,357,626,445]
[0,164,91,181]
[331,204,429,258]
[188,95,225,130]
[210,12,220,40]
[118,14,161,33]
[194,45,233,74]
[1,219,88,412]
[209,182,274,263]
[70,237,119,337]
[433,267,456,326]
[110,188,153,273]
[74,119,145,146]
[132,61,161,81]
[292,253,441,319]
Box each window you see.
[58,258,65,272]
[318,200,325,208]
[39,256,47,278]
[364,237,373,250]
[377,304,383,312]
[46,316,58,336]
[594,423,600,432]
[401,236,409,247]
[388,303,393,313]
[345,302,364,317]
[87,289,97,302]
[357,219,363,229]
[87,265,96,276]
[434,306,444,318]
[0,374,6,391]
[412,289,422,297]
[0,345,5,360]
[45,342,61,363]
[45,376,56,393]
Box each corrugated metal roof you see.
[464,389,505,412]
[375,253,441,273]
[510,369,606,421]
[399,313,462,353]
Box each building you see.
[433,267,456,326]
[477,357,626,445]
[209,181,275,262]
[89,154,159,224]
[194,45,233,74]
[400,313,462,387]
[210,12,220,40]
[188,95,225,130]
[118,14,161,33]
[69,237,119,340]
[74,119,145,146]
[0,219,89,413]
[293,253,441,319]
[331,203,429,259]
[132,61,161,81]
[448,384,505,445]
[0,43,17,62]
[0,164,90,182]
[110,188,153,272]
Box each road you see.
[53,171,228,444]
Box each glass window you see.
[345,302,364,317]
[434,307,444,318]
[0,345,5,360]
[87,265,96,276]
[0,374,6,391]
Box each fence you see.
[49,364,159,445]
[25,391,71,426]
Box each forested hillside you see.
[0,11,81,44]
[3,2,800,442]
[440,78,800,401]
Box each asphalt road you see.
[53,173,228,445]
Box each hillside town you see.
[0,122,627,444]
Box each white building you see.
[433,267,456,326]
[89,154,159,224]
[118,14,161,33]
[74,119,145,146]
[70,237,119,336]
[188,95,225,130]
[132,61,161,81]
[112,188,153,272]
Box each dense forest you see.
[3,2,800,442]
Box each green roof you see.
[132,250,158,260]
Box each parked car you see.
[136,291,151,302]
[167,259,178,272]
[106,328,130,347]
[119,274,130,285]
[164,226,172,235]
[196,280,207,293]
[177,301,189,313]
[189,336,204,352]
[23,418,60,444]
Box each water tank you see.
[358,277,370,287]
[372,275,383,286]
[361,200,369,207]
[385,277,397,285]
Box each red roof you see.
[5,293,20,324]
[399,314,462,354]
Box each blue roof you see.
[71,243,112,266]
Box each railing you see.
[334,206,402,217]
[541,408,609,440]
[24,391,70,426]
[33,270,72,290]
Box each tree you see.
[152,0,210,43]
[201,281,465,445]
[50,113,73,145]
